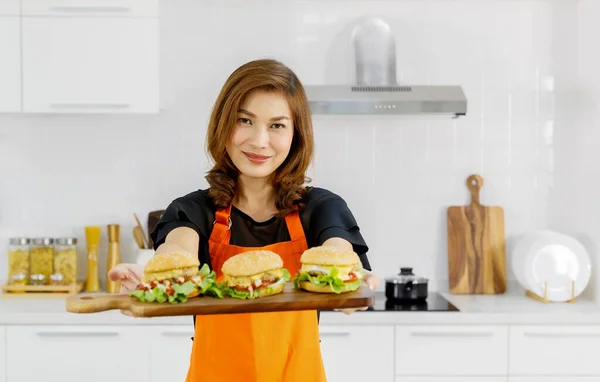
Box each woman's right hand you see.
[107,263,144,293]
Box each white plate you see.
[515,231,591,302]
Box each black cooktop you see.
[365,292,459,312]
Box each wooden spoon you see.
[133,226,145,249]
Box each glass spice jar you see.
[8,237,30,285]
[53,237,78,285]
[30,237,54,285]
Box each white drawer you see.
[510,325,600,375]
[22,0,158,17]
[0,0,20,16]
[510,378,600,382]
[0,326,6,382]
[6,325,151,382]
[395,325,508,376]
[398,378,506,382]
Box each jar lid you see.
[50,273,64,281]
[385,267,429,284]
[9,237,30,245]
[30,274,46,281]
[11,273,26,281]
[32,237,54,246]
[55,237,77,245]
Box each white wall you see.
[0,0,573,291]
[548,0,600,299]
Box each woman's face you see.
[226,89,295,181]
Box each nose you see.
[249,126,269,148]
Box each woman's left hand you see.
[335,270,381,315]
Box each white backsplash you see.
[0,0,586,292]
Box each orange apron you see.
[185,204,327,382]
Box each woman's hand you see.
[107,263,144,293]
[335,270,381,315]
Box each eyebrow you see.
[238,109,290,122]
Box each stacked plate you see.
[511,230,592,302]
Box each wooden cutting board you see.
[447,174,507,294]
[65,283,374,317]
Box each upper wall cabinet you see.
[0,8,21,112]
[20,0,159,114]
[22,0,158,17]
[0,0,20,16]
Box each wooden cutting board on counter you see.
[447,174,507,294]
[65,283,374,317]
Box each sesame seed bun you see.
[300,246,360,266]
[143,251,199,274]
[222,250,283,277]
[298,281,360,293]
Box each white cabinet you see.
[22,15,159,113]
[6,325,150,382]
[395,325,508,377]
[510,325,600,376]
[510,378,600,382]
[0,17,21,112]
[0,0,20,15]
[22,0,158,16]
[398,378,506,382]
[320,325,394,382]
[0,326,6,382]
[150,326,195,382]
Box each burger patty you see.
[301,264,362,281]
[224,269,284,288]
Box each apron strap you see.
[211,204,232,244]
[284,212,305,242]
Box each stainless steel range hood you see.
[305,18,467,118]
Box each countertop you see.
[2,287,600,326]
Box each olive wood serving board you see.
[447,174,507,294]
[65,283,374,317]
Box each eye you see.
[271,123,286,129]
[238,117,252,125]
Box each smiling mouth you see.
[243,152,272,163]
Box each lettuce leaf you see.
[293,267,362,294]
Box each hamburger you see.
[129,251,222,303]
[222,250,291,299]
[293,246,364,293]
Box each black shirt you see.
[150,186,372,270]
[149,186,372,329]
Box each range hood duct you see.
[304,18,467,118]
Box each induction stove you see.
[366,291,459,312]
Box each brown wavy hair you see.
[205,59,314,216]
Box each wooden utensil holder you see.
[525,280,576,304]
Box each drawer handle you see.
[524,332,600,338]
[48,6,131,14]
[320,332,351,337]
[37,331,120,337]
[49,103,131,110]
[410,331,494,338]
[161,332,194,337]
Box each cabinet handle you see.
[49,103,130,110]
[161,332,194,337]
[320,332,351,337]
[48,6,131,14]
[410,331,494,338]
[36,331,120,337]
[524,332,600,338]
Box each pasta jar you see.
[30,237,54,285]
[54,237,78,285]
[8,237,30,285]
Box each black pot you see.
[385,267,429,301]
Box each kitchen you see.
[1,0,600,381]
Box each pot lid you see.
[385,267,429,284]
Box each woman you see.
[108,58,379,382]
